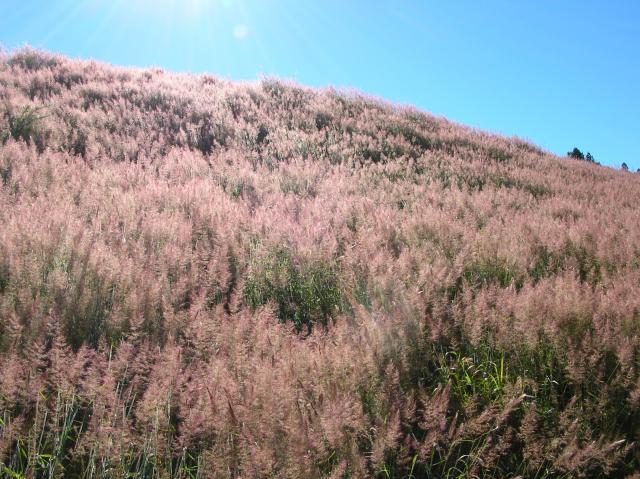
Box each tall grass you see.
[1,48,640,477]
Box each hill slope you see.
[1,49,640,478]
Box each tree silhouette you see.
[568,147,585,160]
[567,148,599,164]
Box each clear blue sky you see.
[1,0,639,169]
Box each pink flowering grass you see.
[1,48,640,478]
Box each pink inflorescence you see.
[1,48,640,478]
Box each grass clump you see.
[529,241,602,285]
[446,258,523,300]
[243,246,342,332]
[463,258,522,290]
[1,105,49,151]
[437,344,508,407]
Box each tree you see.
[567,148,599,165]
[568,147,585,160]
[621,162,629,171]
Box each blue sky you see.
[1,0,639,169]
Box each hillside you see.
[1,49,640,478]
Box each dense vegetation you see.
[1,49,640,478]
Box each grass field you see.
[1,49,640,478]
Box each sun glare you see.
[114,0,237,19]
[233,23,249,39]
[101,0,252,45]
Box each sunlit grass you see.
[1,49,639,478]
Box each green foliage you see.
[386,123,434,153]
[1,105,49,151]
[256,124,269,145]
[568,147,585,160]
[80,87,106,110]
[0,263,9,296]
[445,257,523,302]
[437,346,507,406]
[195,119,229,155]
[353,270,373,312]
[227,178,255,201]
[357,145,382,163]
[380,323,637,477]
[524,182,552,199]
[529,241,602,286]
[143,91,171,111]
[490,174,517,189]
[243,246,342,331]
[61,269,119,350]
[314,111,333,130]
[487,146,513,162]
[279,174,316,197]
[63,115,88,157]
[0,155,11,186]
[182,110,232,155]
[528,245,564,283]
[568,148,600,165]
[463,257,522,290]
[502,333,573,415]
[0,388,203,479]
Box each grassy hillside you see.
[1,49,640,478]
